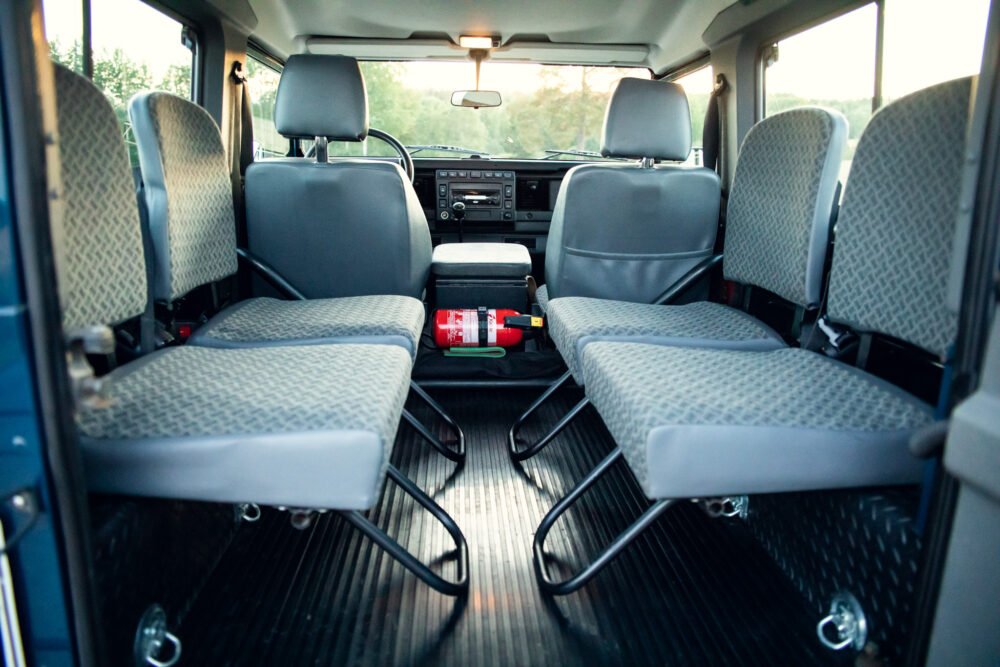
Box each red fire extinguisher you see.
[434,307,544,348]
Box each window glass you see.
[671,65,714,165]
[90,0,193,164]
[44,0,84,72]
[764,4,878,183]
[882,0,990,102]
[246,56,285,158]
[315,62,651,160]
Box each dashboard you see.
[411,159,584,268]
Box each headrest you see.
[601,78,691,161]
[274,55,369,140]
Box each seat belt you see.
[701,73,728,175]
[703,74,729,257]
[229,60,254,299]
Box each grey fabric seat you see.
[585,76,972,499]
[548,299,784,383]
[53,63,412,508]
[582,344,931,498]
[243,54,432,300]
[80,344,411,509]
[546,105,848,382]
[189,295,424,355]
[534,76,973,595]
[55,63,468,594]
[128,86,426,358]
[511,106,845,460]
[537,78,721,310]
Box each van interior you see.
[1,0,999,665]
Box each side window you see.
[246,55,286,159]
[43,0,195,165]
[44,0,84,73]
[882,0,991,103]
[762,0,991,183]
[671,65,714,166]
[763,4,878,183]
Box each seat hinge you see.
[65,325,115,410]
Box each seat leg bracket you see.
[532,448,677,595]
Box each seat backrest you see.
[52,64,147,331]
[827,77,973,360]
[544,78,721,304]
[722,107,847,308]
[129,92,238,303]
[245,54,432,299]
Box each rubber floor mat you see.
[178,388,842,666]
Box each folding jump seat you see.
[127,59,462,461]
[533,77,973,595]
[510,105,847,460]
[54,64,467,594]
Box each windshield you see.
[326,61,651,160]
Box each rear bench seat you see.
[510,106,847,460]
[533,76,973,595]
[54,64,467,594]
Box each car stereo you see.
[436,169,516,223]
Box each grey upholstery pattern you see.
[548,297,784,382]
[723,107,847,307]
[78,344,412,510]
[53,65,147,330]
[536,284,550,312]
[602,78,691,161]
[190,295,426,359]
[129,92,238,301]
[827,77,972,359]
[544,163,720,304]
[274,55,368,140]
[583,343,931,499]
[431,242,532,278]
[246,159,432,299]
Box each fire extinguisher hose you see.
[443,346,507,358]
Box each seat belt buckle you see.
[817,316,857,356]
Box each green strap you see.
[444,346,507,358]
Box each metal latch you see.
[696,496,749,520]
[134,604,181,667]
[65,325,114,410]
[235,503,261,523]
[816,592,868,651]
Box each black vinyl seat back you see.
[543,78,721,304]
[245,55,431,300]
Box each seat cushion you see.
[583,343,931,499]
[547,298,785,383]
[189,295,426,359]
[78,344,412,510]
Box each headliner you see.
[244,0,735,73]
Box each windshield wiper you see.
[406,144,492,157]
[542,148,626,161]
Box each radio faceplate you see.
[436,169,516,223]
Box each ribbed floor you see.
[179,388,838,666]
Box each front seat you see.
[537,78,721,310]
[245,54,431,299]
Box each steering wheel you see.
[368,128,415,183]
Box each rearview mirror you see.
[451,90,502,108]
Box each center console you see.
[435,169,516,224]
[431,242,531,312]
